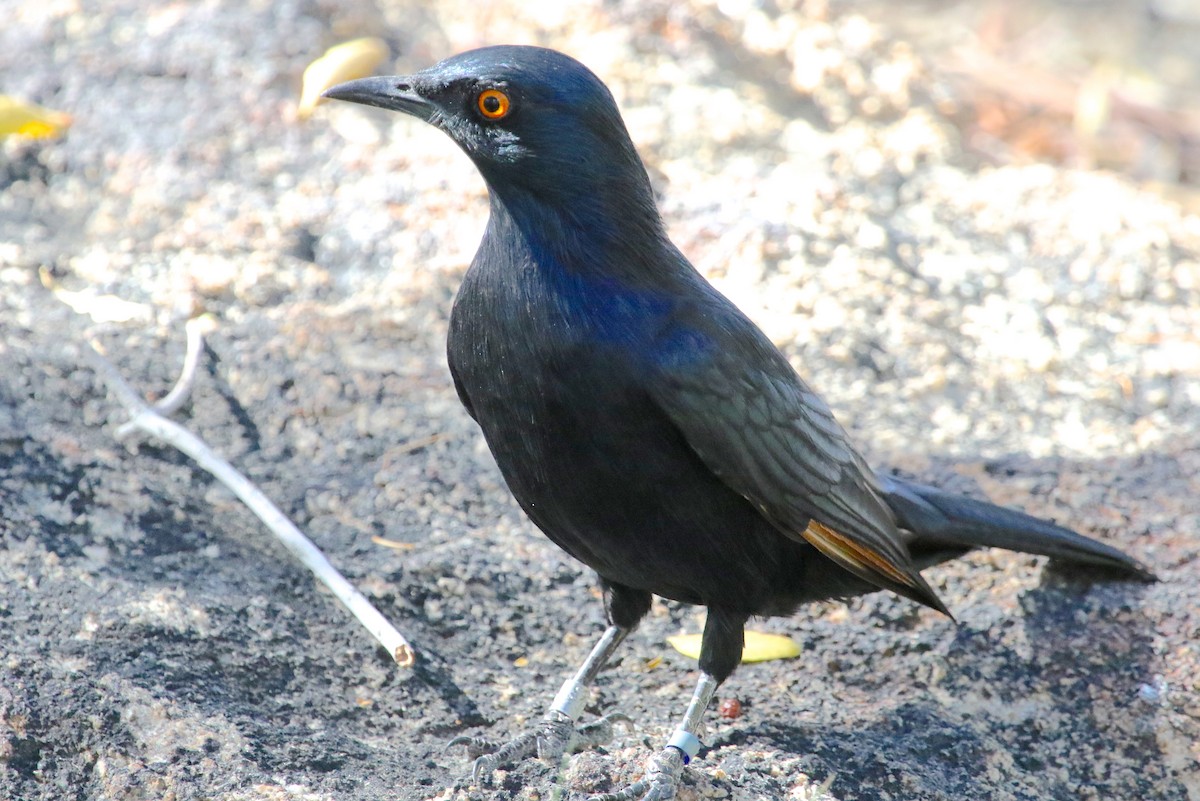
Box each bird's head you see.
[323,46,657,221]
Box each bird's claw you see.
[453,725,546,784]
[449,712,634,784]
[445,733,503,762]
[576,711,633,749]
[590,746,685,801]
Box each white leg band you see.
[667,728,703,764]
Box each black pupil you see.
[483,95,501,113]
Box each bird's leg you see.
[590,606,746,801]
[591,671,720,801]
[449,624,633,782]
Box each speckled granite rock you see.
[1,2,1196,800]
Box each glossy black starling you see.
[323,46,1153,800]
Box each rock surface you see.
[1,2,1197,800]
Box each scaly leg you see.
[589,606,747,800]
[449,624,632,782]
[591,671,719,801]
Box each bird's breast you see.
[447,258,651,453]
[444,257,805,609]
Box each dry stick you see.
[85,334,416,667]
[113,316,213,438]
[148,315,211,416]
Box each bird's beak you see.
[321,75,435,121]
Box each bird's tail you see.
[877,474,1156,580]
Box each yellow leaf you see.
[0,95,71,139]
[52,287,151,324]
[370,535,415,550]
[666,634,703,659]
[298,37,389,119]
[666,630,802,663]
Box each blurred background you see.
[849,0,1200,198]
[6,0,1200,194]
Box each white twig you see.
[113,316,213,438]
[154,315,212,415]
[85,334,416,667]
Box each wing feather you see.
[649,300,949,614]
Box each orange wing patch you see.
[802,520,918,589]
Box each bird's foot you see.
[449,712,632,783]
[589,746,685,801]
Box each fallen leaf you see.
[52,288,151,324]
[370,535,416,550]
[298,37,389,119]
[666,630,802,663]
[0,95,72,139]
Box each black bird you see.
[323,46,1154,800]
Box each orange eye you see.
[477,88,511,120]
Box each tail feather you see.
[877,474,1156,581]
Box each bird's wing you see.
[648,309,948,613]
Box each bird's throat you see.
[483,181,667,286]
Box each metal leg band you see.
[546,624,627,721]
